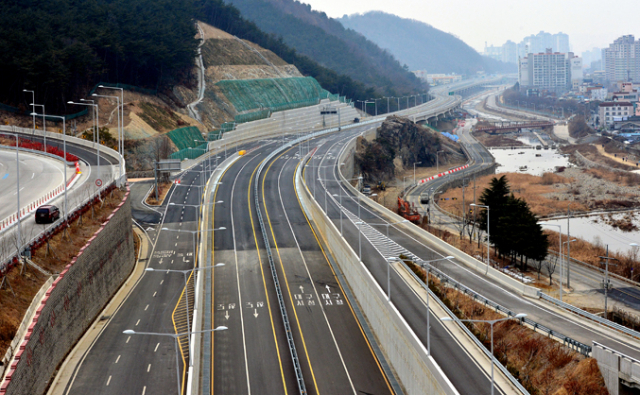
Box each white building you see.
[599,101,634,127]
[518,49,581,94]
[602,35,640,84]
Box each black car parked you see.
[35,205,60,224]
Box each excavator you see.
[397,196,421,223]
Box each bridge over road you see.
[473,120,554,134]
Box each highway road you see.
[42,77,507,395]
[0,149,67,221]
[305,128,511,395]
[0,130,122,265]
[208,134,393,394]
[58,158,219,395]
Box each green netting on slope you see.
[170,147,206,161]
[169,143,208,160]
[208,130,223,141]
[216,77,324,113]
[167,126,203,151]
[220,122,236,133]
[234,109,270,124]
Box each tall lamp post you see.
[413,161,422,186]
[23,90,35,135]
[98,85,124,159]
[436,150,445,173]
[92,93,122,182]
[441,313,527,395]
[145,263,225,365]
[415,256,454,355]
[68,101,100,183]
[470,203,490,273]
[5,133,22,257]
[597,245,619,320]
[32,113,67,225]
[123,326,228,395]
[30,104,47,151]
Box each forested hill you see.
[0,0,199,113]
[0,0,387,113]
[224,0,426,97]
[339,11,516,75]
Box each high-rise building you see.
[602,35,640,84]
[516,31,571,59]
[518,49,581,94]
[502,41,517,64]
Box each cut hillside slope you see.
[339,11,516,75]
[171,21,304,130]
[224,0,426,96]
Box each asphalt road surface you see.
[208,135,393,394]
[0,149,66,221]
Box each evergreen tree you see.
[477,176,548,271]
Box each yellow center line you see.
[247,155,289,395]
[262,147,320,395]
[298,154,395,394]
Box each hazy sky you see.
[302,0,640,54]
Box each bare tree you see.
[545,255,558,286]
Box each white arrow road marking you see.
[325,285,331,293]
[299,285,304,294]
[225,310,230,320]
[253,309,258,318]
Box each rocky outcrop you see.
[355,116,463,182]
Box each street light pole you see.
[598,245,619,320]
[98,85,124,161]
[540,223,563,301]
[441,313,527,395]
[68,101,100,184]
[33,113,67,225]
[356,221,364,260]
[413,161,422,185]
[567,202,573,288]
[436,150,444,173]
[23,90,35,136]
[92,93,122,182]
[30,104,46,151]
[415,256,454,355]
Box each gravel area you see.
[545,166,640,207]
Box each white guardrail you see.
[295,152,459,395]
[0,125,125,272]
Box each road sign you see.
[95,179,102,187]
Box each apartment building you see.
[518,49,581,94]
[602,35,640,84]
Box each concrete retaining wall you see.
[336,133,538,298]
[296,161,458,395]
[0,189,135,395]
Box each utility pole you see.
[567,202,572,288]
[598,245,618,320]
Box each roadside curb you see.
[46,224,151,395]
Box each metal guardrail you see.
[399,259,531,395]
[428,265,592,356]
[254,165,307,394]
[539,291,640,342]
